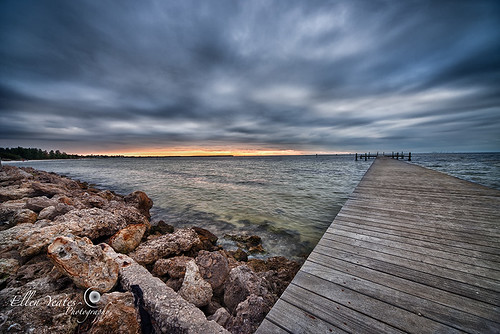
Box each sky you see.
[1,0,499,155]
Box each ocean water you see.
[8,155,371,260]
[7,152,499,260]
[410,152,500,190]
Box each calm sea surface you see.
[8,152,500,260]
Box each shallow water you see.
[8,155,371,260]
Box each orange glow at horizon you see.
[74,147,348,157]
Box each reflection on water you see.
[10,155,371,260]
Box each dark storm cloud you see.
[1,0,499,153]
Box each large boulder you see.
[38,203,73,220]
[124,191,153,219]
[89,292,141,334]
[130,228,201,265]
[195,250,229,293]
[31,181,69,197]
[25,196,59,212]
[47,236,119,293]
[12,209,37,225]
[102,245,229,334]
[178,260,213,307]
[0,183,35,202]
[108,223,148,254]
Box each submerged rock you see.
[130,228,201,265]
[225,234,265,253]
[47,236,119,293]
[178,260,213,307]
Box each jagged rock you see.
[31,182,69,197]
[6,255,53,287]
[105,201,150,226]
[228,248,248,262]
[130,228,201,265]
[108,223,147,254]
[165,277,184,291]
[0,275,80,334]
[178,260,213,307]
[150,220,174,234]
[195,250,229,292]
[227,294,271,334]
[12,209,37,225]
[0,183,35,202]
[82,193,108,208]
[223,265,269,314]
[38,203,73,220]
[124,191,153,219]
[208,308,232,328]
[102,245,229,333]
[193,226,219,251]
[47,236,119,293]
[0,258,20,287]
[25,196,58,212]
[89,292,141,334]
[0,199,27,222]
[248,256,301,297]
[10,207,131,257]
[152,255,192,278]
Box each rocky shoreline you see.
[0,165,300,333]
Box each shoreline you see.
[0,165,300,334]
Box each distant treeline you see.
[0,147,80,160]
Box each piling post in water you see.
[355,153,358,161]
[408,152,412,161]
[365,153,367,161]
[396,152,399,160]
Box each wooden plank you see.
[255,319,291,334]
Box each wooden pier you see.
[257,157,500,333]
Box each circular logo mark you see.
[83,288,101,308]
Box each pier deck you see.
[257,157,500,333]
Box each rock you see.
[225,234,265,253]
[0,275,80,334]
[82,193,108,208]
[25,196,58,212]
[178,260,213,307]
[223,265,269,314]
[150,220,174,234]
[12,209,37,225]
[248,256,301,297]
[208,308,232,328]
[228,248,248,262]
[227,294,271,334]
[89,292,141,334]
[195,250,229,292]
[0,258,20,287]
[38,203,73,220]
[152,255,192,278]
[108,223,148,254]
[165,277,184,291]
[11,208,131,257]
[192,226,219,251]
[0,199,27,222]
[31,181,69,197]
[0,183,35,202]
[102,245,229,334]
[105,201,150,226]
[0,166,33,186]
[6,255,53,287]
[47,236,119,293]
[130,228,201,265]
[124,191,153,219]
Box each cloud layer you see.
[1,0,499,153]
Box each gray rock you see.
[223,265,269,314]
[31,181,69,197]
[38,203,73,221]
[0,183,35,202]
[102,245,230,334]
[124,191,153,219]
[152,255,192,278]
[227,294,271,334]
[178,260,213,307]
[208,308,232,328]
[195,250,229,293]
[12,209,37,225]
[130,228,201,265]
[47,236,119,293]
[25,196,58,212]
